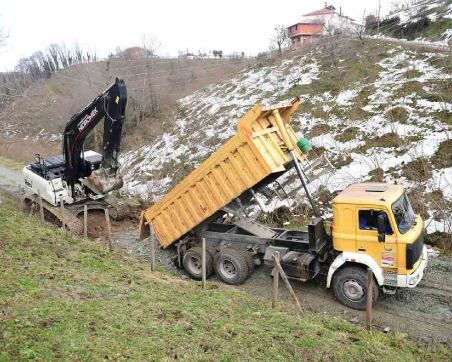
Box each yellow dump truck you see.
[139,98,428,310]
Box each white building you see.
[288,5,360,47]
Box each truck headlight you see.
[408,273,420,286]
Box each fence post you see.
[201,238,207,289]
[149,224,156,272]
[38,192,44,222]
[60,199,65,230]
[19,185,23,210]
[275,257,303,315]
[83,205,88,239]
[366,268,373,331]
[104,207,112,251]
[272,251,280,308]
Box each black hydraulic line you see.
[290,150,321,217]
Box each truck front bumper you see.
[397,246,428,288]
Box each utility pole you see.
[377,0,381,33]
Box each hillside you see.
[0,199,449,360]
[373,0,452,43]
[0,57,248,160]
[120,38,451,237]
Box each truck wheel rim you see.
[187,256,201,273]
[220,259,236,278]
[342,280,365,301]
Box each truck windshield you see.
[392,193,415,234]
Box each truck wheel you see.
[332,266,379,310]
[182,247,213,280]
[215,248,249,285]
[238,249,254,273]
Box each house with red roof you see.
[288,4,358,47]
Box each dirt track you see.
[0,164,22,194]
[1,164,451,348]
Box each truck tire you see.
[215,248,249,285]
[238,249,254,273]
[183,247,214,280]
[332,266,379,310]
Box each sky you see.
[0,0,395,71]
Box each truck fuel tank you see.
[264,246,320,281]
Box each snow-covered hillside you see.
[376,0,452,44]
[121,39,451,234]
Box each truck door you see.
[356,209,398,270]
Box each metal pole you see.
[38,192,44,222]
[272,251,280,308]
[60,199,65,230]
[83,205,88,239]
[19,185,23,210]
[366,268,373,331]
[150,224,156,272]
[201,238,207,289]
[105,208,112,251]
[271,109,320,218]
[290,150,320,217]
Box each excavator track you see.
[24,196,83,236]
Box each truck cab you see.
[327,183,428,309]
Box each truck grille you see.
[406,233,424,270]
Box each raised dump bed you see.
[139,98,307,248]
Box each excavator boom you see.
[62,78,127,194]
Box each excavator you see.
[22,78,129,234]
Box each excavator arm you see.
[62,78,127,195]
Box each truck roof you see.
[332,183,404,207]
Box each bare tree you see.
[15,43,97,79]
[142,34,161,58]
[355,10,366,44]
[0,17,9,48]
[271,25,289,55]
[212,50,223,58]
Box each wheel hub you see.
[188,256,201,272]
[342,279,365,301]
[220,259,236,277]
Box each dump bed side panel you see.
[142,99,304,248]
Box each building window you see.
[358,210,393,234]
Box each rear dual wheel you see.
[182,247,214,280]
[183,246,254,285]
[215,248,252,285]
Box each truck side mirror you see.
[377,213,386,242]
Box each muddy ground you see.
[115,228,452,348]
[1,163,451,348]
[0,164,23,194]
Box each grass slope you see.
[0,200,449,361]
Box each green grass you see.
[432,139,452,169]
[335,127,359,143]
[0,200,450,361]
[354,132,402,153]
[423,18,452,41]
[386,107,409,124]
